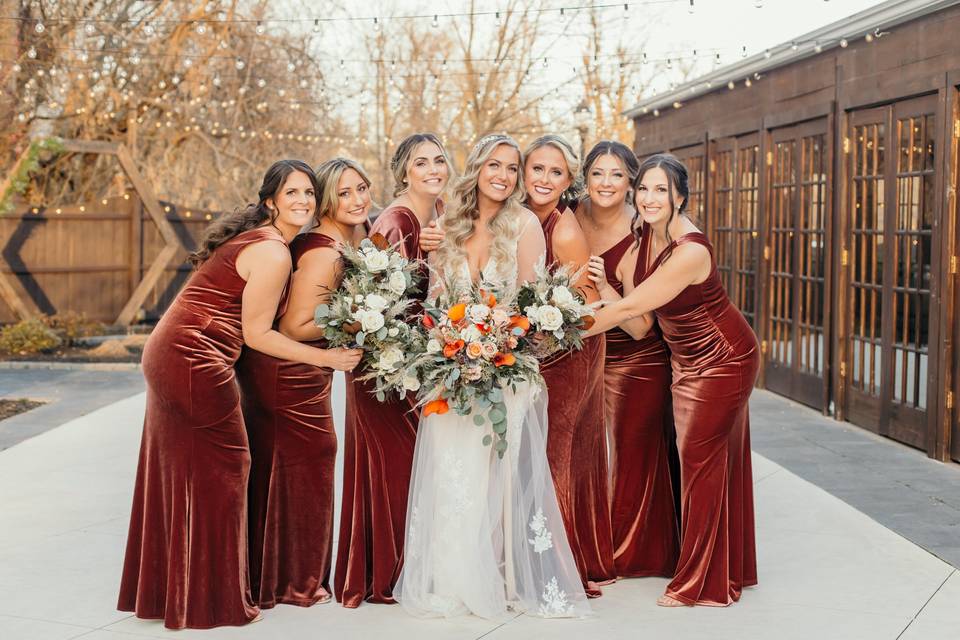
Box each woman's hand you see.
[586,255,618,300]
[320,347,364,371]
[419,219,445,253]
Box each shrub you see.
[0,318,62,355]
[42,311,107,346]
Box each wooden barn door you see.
[672,143,707,226]
[844,95,937,448]
[765,119,831,410]
[709,134,761,329]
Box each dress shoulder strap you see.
[649,231,712,272]
[290,232,338,266]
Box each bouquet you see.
[408,278,542,458]
[516,257,596,358]
[314,233,423,400]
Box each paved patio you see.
[0,375,957,639]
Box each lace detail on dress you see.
[539,577,574,617]
[407,506,421,560]
[528,509,553,553]
[437,452,472,523]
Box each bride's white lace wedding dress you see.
[394,229,591,621]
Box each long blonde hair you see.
[389,132,453,198]
[434,134,527,283]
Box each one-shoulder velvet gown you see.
[538,208,615,597]
[601,233,680,578]
[640,224,759,605]
[334,205,424,607]
[118,227,285,629]
[235,232,339,608]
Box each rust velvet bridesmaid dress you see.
[334,205,423,607]
[118,227,284,629]
[539,208,615,597]
[641,224,759,606]
[234,232,339,608]
[601,232,680,579]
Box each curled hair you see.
[389,132,453,198]
[521,134,584,210]
[582,140,640,190]
[314,157,372,223]
[434,134,527,284]
[189,159,317,266]
[631,153,690,263]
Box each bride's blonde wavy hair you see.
[434,134,527,283]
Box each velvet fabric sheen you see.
[601,233,680,579]
[334,207,422,607]
[234,232,339,608]
[539,208,616,597]
[118,227,285,629]
[641,225,759,606]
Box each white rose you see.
[362,249,390,273]
[426,338,442,353]
[357,309,385,333]
[491,308,510,327]
[354,294,364,303]
[461,325,483,343]
[524,305,541,324]
[536,305,564,332]
[551,285,575,307]
[402,373,421,391]
[378,345,404,371]
[388,326,399,337]
[365,293,389,313]
[466,303,490,324]
[388,270,408,296]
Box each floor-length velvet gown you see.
[539,208,615,597]
[234,232,338,608]
[334,206,424,607]
[118,227,285,629]
[601,233,680,578]
[639,224,759,605]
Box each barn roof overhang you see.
[624,0,960,120]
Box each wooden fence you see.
[0,194,215,324]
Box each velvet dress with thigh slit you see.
[334,206,424,608]
[234,231,339,608]
[117,227,286,630]
[601,233,680,579]
[639,224,759,606]
[538,207,616,597]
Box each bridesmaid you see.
[335,133,449,608]
[585,153,759,606]
[521,134,615,596]
[118,160,338,629]
[235,158,367,608]
[577,141,679,579]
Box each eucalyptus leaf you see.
[375,390,386,402]
[473,414,486,426]
[376,327,389,340]
[494,439,508,453]
[356,331,365,347]
[489,408,505,424]
[482,434,493,446]
[488,387,503,403]
[492,421,507,435]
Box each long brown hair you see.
[631,153,690,263]
[189,159,318,266]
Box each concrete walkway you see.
[0,377,957,639]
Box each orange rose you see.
[443,339,465,358]
[466,342,484,359]
[421,313,436,329]
[580,315,596,331]
[423,398,449,416]
[448,303,466,323]
[494,352,517,367]
[509,316,530,333]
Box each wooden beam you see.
[114,144,180,325]
[0,270,36,320]
[59,139,119,155]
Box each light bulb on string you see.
[373,17,379,31]
[432,15,439,28]
[495,11,501,26]
[764,49,771,58]
[791,41,799,50]
[27,46,37,59]
[840,38,848,47]
[236,58,245,70]
[741,45,748,57]
[313,19,320,33]
[256,21,265,35]
[195,21,206,35]
[34,21,45,34]
[814,40,823,52]
[754,0,763,7]
[84,22,95,36]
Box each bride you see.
[394,134,591,620]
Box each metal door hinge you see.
[947,391,954,410]
[839,361,847,378]
[843,136,851,153]
[951,255,958,275]
[954,119,960,138]
[763,245,770,260]
[766,150,773,166]
[841,249,849,267]
[761,340,768,355]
